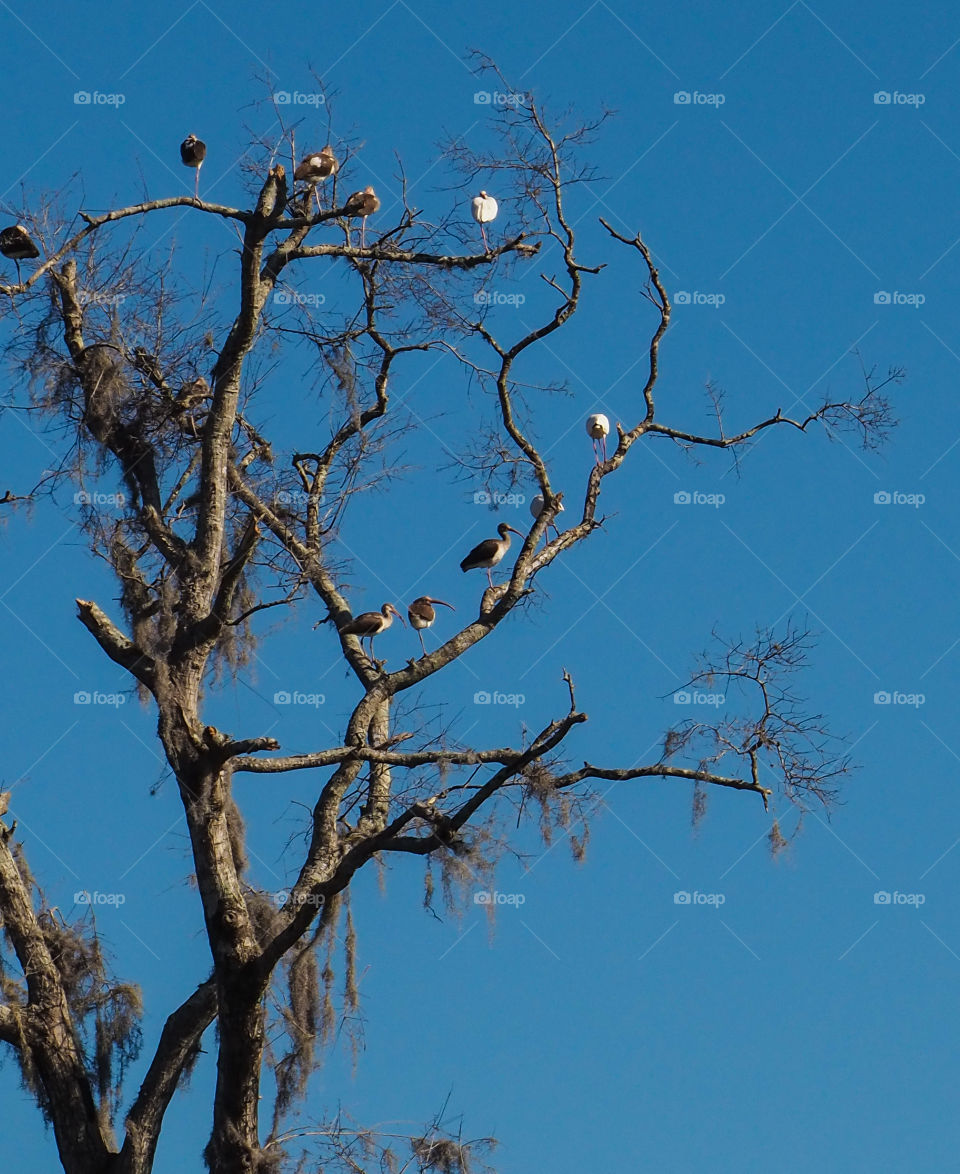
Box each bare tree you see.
[0,66,900,1174]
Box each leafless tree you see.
[0,65,900,1174]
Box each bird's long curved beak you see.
[429,599,456,610]
[506,525,525,536]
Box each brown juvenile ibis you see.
[407,596,455,656]
[530,494,565,540]
[460,522,524,588]
[470,191,498,252]
[294,146,337,211]
[586,413,610,464]
[180,134,207,201]
[0,225,40,283]
[174,376,210,412]
[339,602,405,660]
[344,185,380,249]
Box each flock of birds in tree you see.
[0,136,614,668]
[0,136,502,280]
[340,414,611,666]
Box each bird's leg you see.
[602,436,607,463]
[360,220,366,251]
[418,631,426,657]
[14,260,22,286]
[314,187,322,215]
[486,568,494,589]
[194,166,200,203]
[481,224,489,252]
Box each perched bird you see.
[174,376,210,413]
[294,147,337,211]
[586,413,610,464]
[530,494,565,540]
[407,596,455,656]
[180,134,207,202]
[339,602,405,660]
[344,186,380,249]
[460,523,524,588]
[0,224,40,283]
[471,191,498,252]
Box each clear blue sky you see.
[2,1,960,1170]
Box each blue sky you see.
[2,1,960,1170]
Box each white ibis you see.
[344,186,380,250]
[180,134,207,202]
[294,147,337,212]
[339,602,405,660]
[460,523,524,588]
[471,190,498,252]
[407,596,455,656]
[530,494,565,539]
[0,225,39,283]
[586,413,610,464]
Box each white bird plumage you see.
[471,190,498,251]
[586,413,610,464]
[530,494,565,541]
